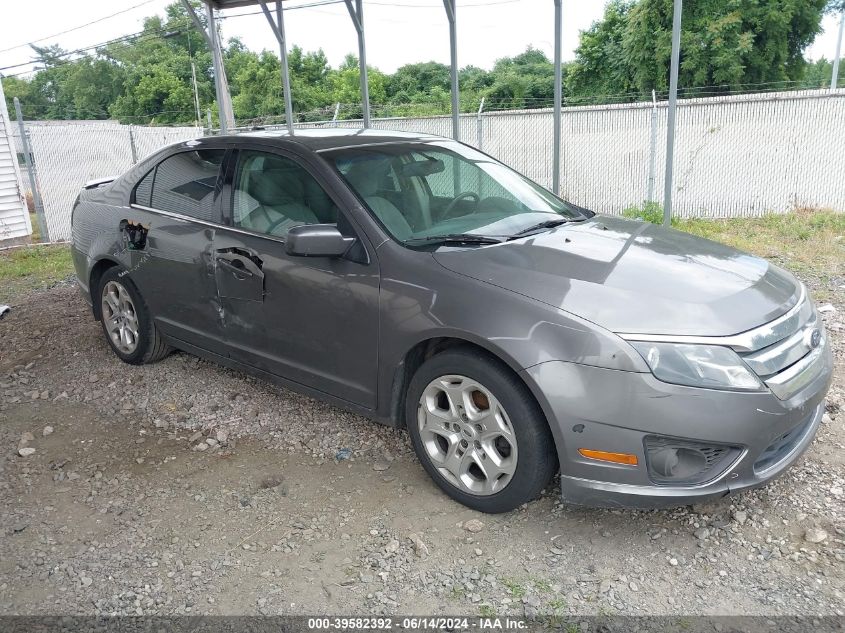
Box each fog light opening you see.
[650,447,707,480]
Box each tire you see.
[97,267,171,365]
[405,347,558,513]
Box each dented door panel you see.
[126,208,226,354]
[212,227,380,408]
[214,246,265,302]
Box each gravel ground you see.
[0,274,843,618]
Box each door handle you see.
[217,257,254,278]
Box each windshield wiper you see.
[404,233,503,246]
[508,218,571,239]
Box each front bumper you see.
[522,340,833,509]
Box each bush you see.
[622,201,666,225]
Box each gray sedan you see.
[71,129,832,513]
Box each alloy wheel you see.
[417,374,518,496]
[101,280,140,354]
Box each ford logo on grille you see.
[804,328,822,349]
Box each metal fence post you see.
[552,0,562,196]
[662,0,682,226]
[128,126,138,165]
[833,11,844,90]
[647,90,658,203]
[206,109,213,134]
[476,97,485,150]
[12,98,49,242]
[332,103,341,127]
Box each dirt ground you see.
[0,278,843,619]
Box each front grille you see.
[753,409,816,474]
[643,436,741,485]
[737,292,824,401]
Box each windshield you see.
[325,141,586,243]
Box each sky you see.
[0,0,843,79]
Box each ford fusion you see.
[71,130,832,513]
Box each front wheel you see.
[405,348,558,513]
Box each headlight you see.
[630,342,762,391]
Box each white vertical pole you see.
[552,0,562,196]
[832,11,844,90]
[647,89,657,203]
[344,0,370,128]
[204,2,235,132]
[476,96,485,149]
[276,1,294,133]
[356,0,370,128]
[190,61,202,127]
[662,0,682,226]
[443,0,460,141]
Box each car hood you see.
[432,216,801,337]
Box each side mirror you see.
[285,224,355,258]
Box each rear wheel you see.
[98,268,170,365]
[406,348,557,513]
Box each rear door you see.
[211,146,381,408]
[129,146,227,354]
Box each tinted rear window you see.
[133,168,154,207]
[150,150,225,221]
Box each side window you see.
[232,150,338,237]
[133,167,154,207]
[150,150,225,222]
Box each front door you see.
[212,148,380,408]
[129,147,227,354]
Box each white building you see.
[0,78,32,243]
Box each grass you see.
[677,209,845,277]
[0,244,74,303]
[501,578,526,599]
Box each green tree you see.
[802,57,845,88]
[567,0,832,100]
[484,48,563,109]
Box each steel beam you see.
[259,1,294,133]
[443,0,460,141]
[833,11,844,90]
[662,0,682,226]
[552,0,562,195]
[182,1,234,132]
[344,0,371,128]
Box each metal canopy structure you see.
[188,0,571,198]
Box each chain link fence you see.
[13,122,200,241]
[12,87,845,242]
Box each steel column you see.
[258,1,294,133]
[344,0,371,128]
[662,0,682,226]
[552,0,562,195]
[205,2,235,132]
[443,0,460,141]
[182,1,234,132]
[13,97,49,241]
[833,11,844,90]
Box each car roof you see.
[204,128,448,152]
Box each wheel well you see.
[390,337,540,429]
[89,259,119,318]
